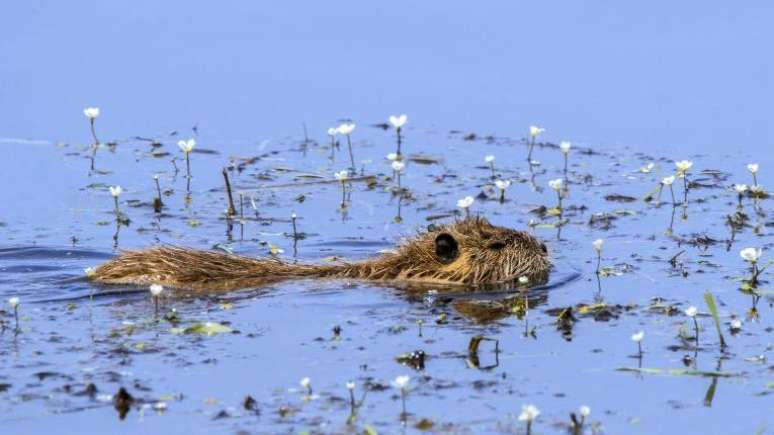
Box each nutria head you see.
[365,217,550,286]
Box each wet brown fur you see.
[91,217,551,291]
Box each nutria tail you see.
[91,246,332,291]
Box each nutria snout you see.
[90,217,551,291]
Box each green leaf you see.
[703,291,727,349]
[173,322,233,336]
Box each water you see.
[1,1,773,434]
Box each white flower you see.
[529,126,545,138]
[495,180,511,191]
[734,184,748,194]
[457,196,474,209]
[177,139,196,153]
[592,239,604,253]
[389,114,408,129]
[485,155,495,163]
[749,185,764,194]
[578,405,591,418]
[291,212,297,219]
[740,247,762,263]
[675,160,693,173]
[387,152,398,161]
[560,141,571,154]
[109,186,122,197]
[548,178,563,192]
[337,123,356,135]
[392,375,410,390]
[640,162,655,173]
[83,107,100,119]
[747,163,759,174]
[149,284,164,297]
[392,161,405,172]
[518,276,529,285]
[662,175,675,186]
[730,319,742,331]
[8,297,19,308]
[518,404,540,422]
[346,381,355,390]
[84,267,96,277]
[300,377,311,389]
[685,306,697,318]
[334,170,349,182]
[631,331,644,343]
[153,402,168,412]
[327,127,338,136]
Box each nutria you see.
[90,217,550,291]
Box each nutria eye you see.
[487,241,506,250]
[540,243,548,253]
[434,233,459,263]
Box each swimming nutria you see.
[90,217,550,291]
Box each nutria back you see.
[91,217,550,291]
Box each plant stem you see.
[89,119,100,144]
[222,168,236,216]
[490,162,495,179]
[683,173,689,204]
[596,252,601,274]
[341,181,347,208]
[527,136,535,162]
[346,134,355,173]
[113,197,120,217]
[14,306,19,332]
[292,215,298,239]
[185,152,191,179]
[499,189,505,203]
[753,173,758,186]
[396,128,402,157]
[563,154,568,175]
[669,185,676,205]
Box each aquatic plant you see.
[149,284,163,316]
[495,179,510,203]
[389,114,407,158]
[335,170,349,208]
[392,160,405,190]
[177,138,195,179]
[747,163,759,186]
[592,239,603,274]
[300,377,312,397]
[734,184,748,208]
[703,291,727,349]
[457,196,474,218]
[740,247,764,285]
[485,155,496,178]
[631,330,644,356]
[327,127,338,159]
[518,404,540,435]
[153,174,163,213]
[560,141,571,175]
[109,186,123,216]
[685,306,699,347]
[570,405,590,434]
[8,297,20,332]
[675,160,693,203]
[291,212,298,240]
[336,122,356,173]
[662,175,676,204]
[730,318,742,333]
[527,125,544,163]
[548,178,563,210]
[84,107,101,169]
[392,375,410,423]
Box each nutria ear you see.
[434,233,459,263]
